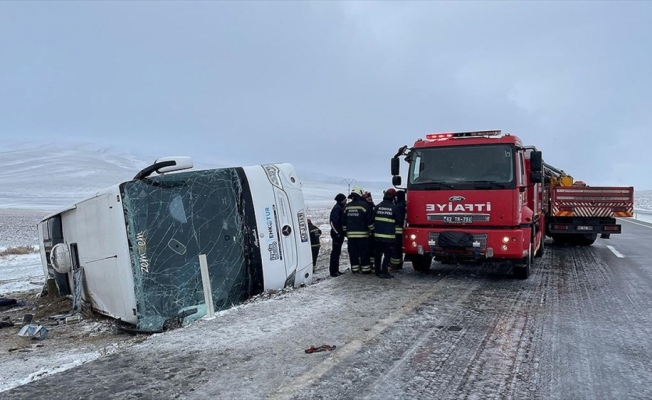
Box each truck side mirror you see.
[392,175,402,186]
[391,157,400,176]
[530,171,542,183]
[530,151,542,172]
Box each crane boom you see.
[543,162,574,187]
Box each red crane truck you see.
[390,130,634,279]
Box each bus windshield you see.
[120,168,263,332]
[408,144,516,189]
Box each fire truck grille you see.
[428,232,489,250]
[426,214,490,222]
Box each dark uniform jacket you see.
[373,197,398,242]
[394,199,406,235]
[343,196,373,238]
[329,202,346,238]
[308,221,322,248]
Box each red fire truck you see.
[390,130,634,279]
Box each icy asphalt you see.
[4,218,652,400]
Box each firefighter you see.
[374,189,398,278]
[343,187,373,274]
[390,190,406,270]
[362,191,376,267]
[307,219,322,272]
[329,193,347,277]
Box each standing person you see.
[374,189,398,279]
[329,193,347,277]
[343,187,374,274]
[362,191,376,268]
[391,190,406,270]
[307,219,322,272]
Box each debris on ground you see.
[0,297,26,309]
[0,316,14,329]
[304,345,337,354]
[17,324,49,340]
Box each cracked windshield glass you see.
[120,168,263,332]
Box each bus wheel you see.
[412,255,433,272]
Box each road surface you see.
[5,218,652,399]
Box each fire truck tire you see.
[534,233,545,258]
[577,234,597,246]
[411,255,433,272]
[513,244,532,279]
[552,234,570,245]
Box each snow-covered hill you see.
[0,142,146,209]
[0,141,389,210]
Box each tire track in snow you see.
[292,261,550,400]
[271,264,460,400]
[294,239,652,400]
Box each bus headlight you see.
[263,165,283,189]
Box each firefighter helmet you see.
[350,186,365,197]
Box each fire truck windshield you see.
[408,144,516,189]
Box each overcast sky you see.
[1,1,651,188]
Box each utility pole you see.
[342,178,356,194]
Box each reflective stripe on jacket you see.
[343,198,373,239]
[373,199,398,242]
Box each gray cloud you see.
[1,1,650,188]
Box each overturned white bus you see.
[37,157,313,332]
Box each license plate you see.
[577,226,593,231]
[443,215,473,224]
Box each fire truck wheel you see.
[552,234,570,245]
[534,233,545,258]
[576,234,597,246]
[513,244,532,279]
[411,255,433,272]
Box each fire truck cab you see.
[391,130,545,279]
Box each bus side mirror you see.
[392,175,402,186]
[391,157,400,176]
[530,151,542,172]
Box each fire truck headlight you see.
[502,236,510,244]
[409,234,417,240]
[412,241,418,248]
[501,244,508,251]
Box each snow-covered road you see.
[5,219,652,399]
